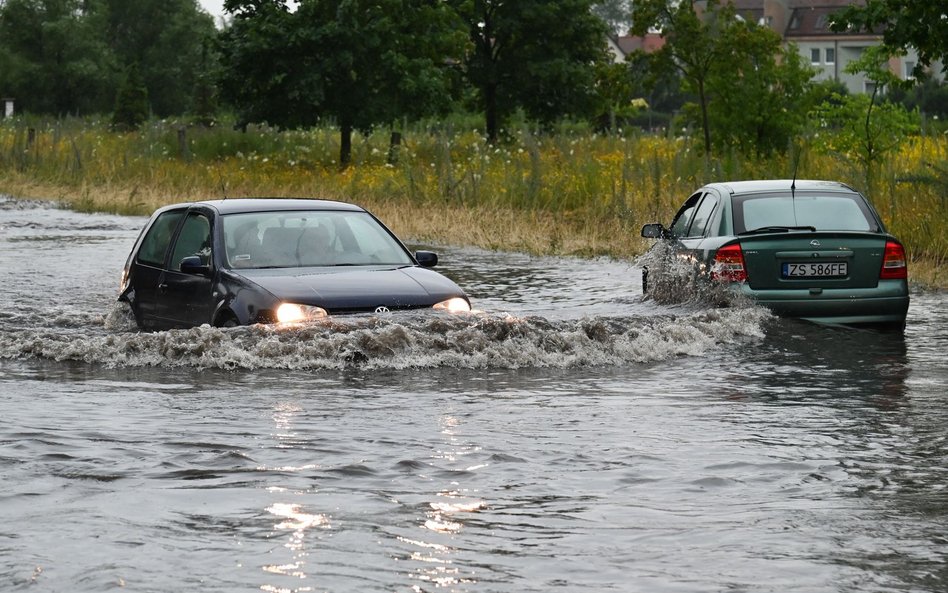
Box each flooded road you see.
[1,196,946,592]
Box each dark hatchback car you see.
[641,180,909,329]
[119,198,471,330]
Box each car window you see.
[169,212,212,270]
[735,194,875,234]
[685,194,718,237]
[669,192,704,237]
[137,210,185,267]
[222,210,414,269]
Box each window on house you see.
[865,81,880,96]
[904,61,916,79]
[815,14,828,30]
[811,48,821,65]
[825,47,835,64]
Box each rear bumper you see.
[738,280,909,326]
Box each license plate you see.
[782,262,848,278]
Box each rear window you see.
[733,193,877,234]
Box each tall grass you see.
[1,117,945,277]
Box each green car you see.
[641,180,909,329]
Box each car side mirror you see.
[179,255,211,276]
[415,250,438,268]
[641,223,667,239]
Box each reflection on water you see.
[1,196,948,592]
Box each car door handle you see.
[158,283,168,292]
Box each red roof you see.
[615,33,666,55]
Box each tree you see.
[0,0,116,115]
[830,0,948,79]
[630,0,732,154]
[812,46,918,192]
[112,62,149,131]
[449,0,609,143]
[704,20,815,156]
[593,0,631,35]
[219,0,464,167]
[0,0,217,116]
[91,0,217,117]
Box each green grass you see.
[1,116,946,286]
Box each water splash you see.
[637,242,752,308]
[0,303,770,371]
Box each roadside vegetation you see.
[1,117,945,287]
[1,0,946,287]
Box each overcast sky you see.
[198,0,225,19]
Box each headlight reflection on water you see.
[261,502,330,589]
[401,412,485,589]
[261,402,329,592]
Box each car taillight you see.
[880,240,907,280]
[711,243,747,282]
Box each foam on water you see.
[0,301,771,370]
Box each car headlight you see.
[432,297,471,313]
[276,303,329,323]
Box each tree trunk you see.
[485,82,499,144]
[387,129,402,165]
[697,77,712,155]
[339,120,352,169]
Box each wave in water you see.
[0,302,771,370]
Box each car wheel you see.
[216,314,239,328]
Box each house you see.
[611,0,944,94]
[751,0,940,94]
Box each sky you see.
[198,0,225,19]
[198,0,299,22]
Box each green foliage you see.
[449,0,609,143]
[0,0,216,117]
[624,50,685,116]
[594,50,686,133]
[111,64,149,131]
[889,78,948,123]
[218,0,464,165]
[632,0,818,157]
[592,61,638,132]
[92,0,217,117]
[4,118,947,271]
[830,0,948,78]
[592,0,631,35]
[190,40,220,127]
[812,93,918,191]
[704,25,816,156]
[0,0,116,115]
[630,0,733,153]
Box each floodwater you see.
[1,196,946,593]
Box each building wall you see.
[790,38,936,93]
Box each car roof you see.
[162,198,367,215]
[705,180,858,196]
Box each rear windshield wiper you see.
[738,225,817,236]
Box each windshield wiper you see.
[738,225,817,236]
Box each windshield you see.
[222,210,414,269]
[733,193,877,234]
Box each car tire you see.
[216,314,239,328]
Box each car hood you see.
[232,265,466,311]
